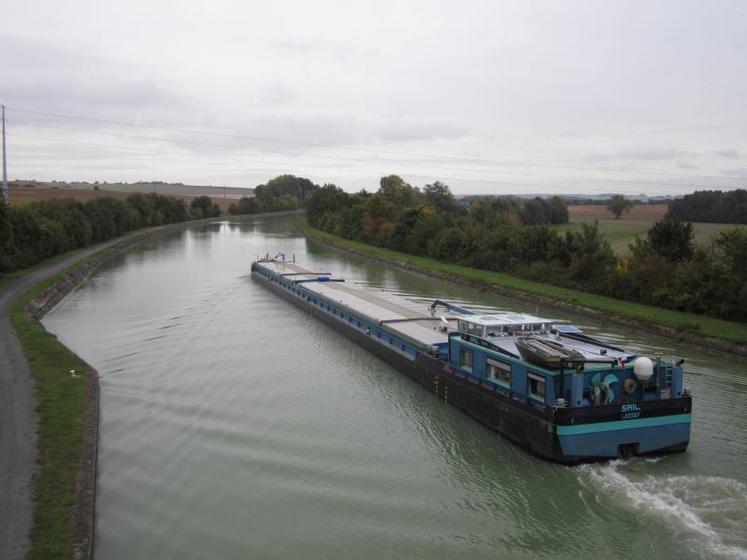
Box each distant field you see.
[7,186,237,212]
[561,204,743,254]
[568,204,669,221]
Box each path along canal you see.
[43,215,747,560]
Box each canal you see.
[43,214,747,559]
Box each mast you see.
[1,105,8,204]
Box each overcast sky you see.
[1,0,746,195]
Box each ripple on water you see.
[40,217,747,560]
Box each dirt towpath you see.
[0,236,137,560]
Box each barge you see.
[251,255,692,464]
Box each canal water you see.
[43,215,747,560]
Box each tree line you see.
[0,193,219,273]
[228,175,318,215]
[1,174,320,275]
[307,178,747,323]
[668,189,747,224]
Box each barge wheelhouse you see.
[251,256,692,464]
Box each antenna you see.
[2,105,8,204]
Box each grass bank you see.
[301,223,747,346]
[12,269,94,560]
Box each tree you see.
[228,196,263,215]
[0,202,15,271]
[632,217,694,263]
[519,197,569,225]
[563,221,615,281]
[469,196,521,227]
[361,194,396,244]
[189,196,221,219]
[548,196,569,224]
[716,228,747,279]
[256,175,317,203]
[423,181,458,215]
[306,184,350,227]
[520,197,550,225]
[669,189,747,224]
[405,210,444,255]
[648,217,694,263]
[429,227,466,261]
[378,175,420,209]
[607,195,633,219]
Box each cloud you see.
[258,83,299,105]
[3,2,747,195]
[371,120,468,142]
[270,38,380,60]
[710,149,740,159]
[616,148,690,161]
[558,130,587,139]
[0,35,195,122]
[235,114,365,148]
[718,167,747,178]
[587,148,696,163]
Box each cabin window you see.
[460,347,474,371]
[463,322,485,338]
[486,358,511,384]
[528,373,546,401]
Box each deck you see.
[259,261,454,347]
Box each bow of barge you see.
[251,256,692,464]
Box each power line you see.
[7,131,706,195]
[2,105,8,203]
[8,105,744,184]
[8,119,743,192]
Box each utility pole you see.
[2,105,8,204]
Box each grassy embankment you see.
[11,259,97,560]
[302,223,747,344]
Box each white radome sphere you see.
[633,356,655,381]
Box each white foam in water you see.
[579,461,747,559]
